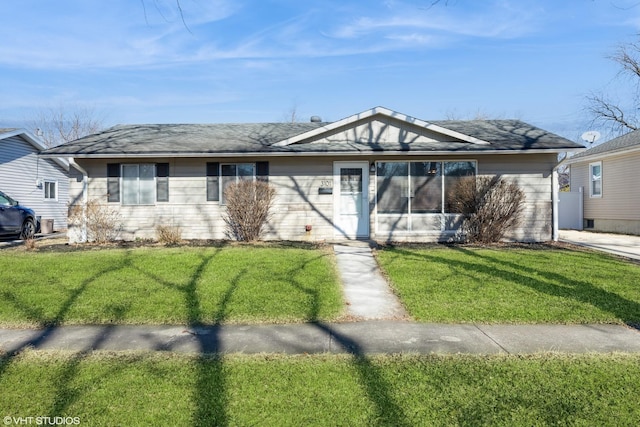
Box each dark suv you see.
[0,190,38,239]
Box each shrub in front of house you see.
[68,198,123,243]
[156,224,182,246]
[223,180,276,242]
[451,175,525,243]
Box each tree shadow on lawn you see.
[0,248,233,426]
[0,251,140,417]
[287,253,412,427]
[389,246,640,328]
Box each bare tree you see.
[587,39,640,134]
[28,105,104,147]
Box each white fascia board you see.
[562,145,640,166]
[273,106,491,147]
[45,148,582,159]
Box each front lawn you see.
[0,244,343,326]
[376,244,640,324]
[1,351,639,426]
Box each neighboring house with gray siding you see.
[564,129,640,235]
[41,107,583,243]
[0,128,69,232]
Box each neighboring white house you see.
[564,129,640,235]
[42,107,584,243]
[0,128,69,232]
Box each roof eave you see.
[40,147,583,159]
[563,145,640,165]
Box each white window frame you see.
[44,180,57,201]
[589,161,602,198]
[122,164,156,206]
[220,163,256,205]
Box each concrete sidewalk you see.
[559,230,640,261]
[1,322,640,355]
[334,243,407,320]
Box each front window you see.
[122,164,155,205]
[221,163,255,204]
[376,161,476,215]
[590,162,602,197]
[44,181,57,201]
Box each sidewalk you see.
[559,230,640,261]
[2,239,640,356]
[1,322,640,355]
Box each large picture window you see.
[376,161,476,215]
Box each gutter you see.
[38,147,586,159]
[69,158,88,243]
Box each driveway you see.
[559,230,640,261]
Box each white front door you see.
[333,162,369,239]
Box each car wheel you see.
[20,219,36,240]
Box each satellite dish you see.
[581,131,601,144]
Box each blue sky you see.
[2,0,640,142]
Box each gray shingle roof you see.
[568,129,640,161]
[41,116,582,157]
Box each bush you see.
[223,180,276,242]
[68,199,122,243]
[156,224,182,246]
[451,175,525,243]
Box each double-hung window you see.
[44,181,57,201]
[107,163,169,205]
[207,162,269,203]
[590,162,602,197]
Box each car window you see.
[0,194,12,207]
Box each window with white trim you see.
[206,162,269,203]
[44,181,57,201]
[590,162,602,197]
[122,164,155,205]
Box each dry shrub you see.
[223,180,276,241]
[24,237,37,251]
[68,199,122,243]
[156,224,182,246]
[450,175,525,243]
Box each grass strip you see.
[0,351,638,426]
[376,245,640,324]
[0,245,343,326]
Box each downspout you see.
[552,167,559,241]
[68,158,88,243]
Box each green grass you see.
[0,244,343,326]
[1,351,639,426]
[376,245,640,324]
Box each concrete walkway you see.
[334,243,407,320]
[559,230,640,261]
[1,322,640,355]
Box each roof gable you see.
[1,128,69,170]
[274,106,491,147]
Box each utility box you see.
[41,219,54,234]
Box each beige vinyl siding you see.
[570,150,640,234]
[0,135,69,230]
[71,152,557,243]
[478,153,556,242]
[71,157,338,241]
